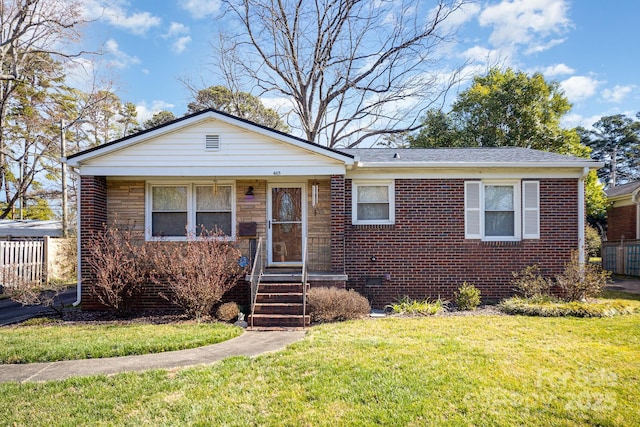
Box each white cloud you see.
[165,22,190,38]
[602,85,635,103]
[82,1,161,35]
[136,100,176,123]
[172,36,192,54]
[478,0,571,52]
[104,39,141,69]
[539,63,575,77]
[179,0,221,19]
[560,75,602,102]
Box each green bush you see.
[387,296,447,316]
[307,287,370,323]
[216,302,240,322]
[585,225,602,258]
[499,295,639,317]
[455,283,481,311]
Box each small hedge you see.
[499,296,640,318]
[216,302,240,322]
[307,287,370,323]
[455,283,481,311]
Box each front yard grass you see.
[2,314,638,426]
[0,321,242,364]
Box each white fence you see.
[0,239,46,288]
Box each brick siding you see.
[342,178,580,308]
[607,204,636,241]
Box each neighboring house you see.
[605,181,640,241]
[66,109,601,313]
[601,181,640,277]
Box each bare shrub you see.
[511,265,552,298]
[556,251,611,301]
[148,230,245,320]
[216,302,240,322]
[85,225,149,316]
[307,287,370,323]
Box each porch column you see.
[79,175,108,307]
[330,175,346,273]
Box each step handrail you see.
[301,237,309,328]
[249,237,264,329]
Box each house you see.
[605,181,640,241]
[601,181,640,276]
[66,109,601,320]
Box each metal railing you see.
[301,237,309,328]
[249,237,264,329]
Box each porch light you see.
[245,186,254,197]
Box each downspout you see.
[66,164,82,307]
[578,167,589,264]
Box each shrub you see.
[500,296,639,317]
[585,225,602,258]
[387,296,447,316]
[455,283,481,311]
[148,230,246,321]
[216,302,240,322]
[85,224,149,316]
[556,251,611,301]
[307,287,370,323]
[510,265,552,298]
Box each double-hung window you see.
[465,180,539,241]
[352,181,395,225]
[147,183,234,240]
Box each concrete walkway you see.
[0,330,306,383]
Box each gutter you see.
[357,161,603,169]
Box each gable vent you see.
[205,134,220,150]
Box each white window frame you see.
[352,180,395,225]
[145,181,236,241]
[482,181,521,241]
[465,180,522,241]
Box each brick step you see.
[256,293,303,304]
[253,302,304,315]
[258,283,308,294]
[249,314,310,328]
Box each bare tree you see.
[217,0,467,147]
[0,0,87,212]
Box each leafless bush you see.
[85,224,149,316]
[307,287,371,323]
[148,230,245,321]
[556,251,611,301]
[511,265,552,298]
[216,302,240,322]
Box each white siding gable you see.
[77,118,347,177]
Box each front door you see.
[268,184,305,266]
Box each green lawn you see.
[0,321,242,363]
[2,313,638,426]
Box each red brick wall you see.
[343,178,579,307]
[79,176,108,309]
[607,204,636,241]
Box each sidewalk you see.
[0,330,306,383]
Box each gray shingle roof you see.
[605,181,640,198]
[339,147,597,166]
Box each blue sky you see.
[77,0,639,135]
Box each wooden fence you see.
[602,240,640,277]
[0,238,47,289]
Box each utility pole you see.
[61,120,68,237]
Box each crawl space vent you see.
[205,134,220,150]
